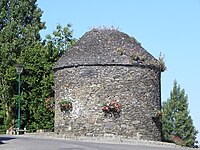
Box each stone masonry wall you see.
[54,64,161,141]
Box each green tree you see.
[0,0,76,133]
[162,80,198,147]
[0,0,45,131]
[45,24,76,59]
[20,24,76,131]
[19,43,55,131]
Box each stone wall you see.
[54,64,161,141]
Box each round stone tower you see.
[54,29,162,141]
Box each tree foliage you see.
[0,0,45,132]
[0,0,76,133]
[162,81,198,147]
[45,24,76,56]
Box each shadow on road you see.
[0,136,15,145]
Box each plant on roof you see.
[116,47,124,55]
[131,53,140,61]
[141,55,147,61]
[131,53,147,63]
[92,26,119,31]
[158,52,167,72]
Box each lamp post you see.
[15,64,23,130]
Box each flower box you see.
[102,100,122,118]
[58,99,72,113]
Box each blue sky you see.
[37,0,200,142]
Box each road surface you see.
[0,135,189,150]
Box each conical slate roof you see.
[54,29,159,69]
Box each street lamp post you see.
[15,64,23,130]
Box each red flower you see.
[102,100,122,112]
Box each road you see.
[0,135,189,150]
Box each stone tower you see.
[54,29,162,141]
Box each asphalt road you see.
[0,135,190,150]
